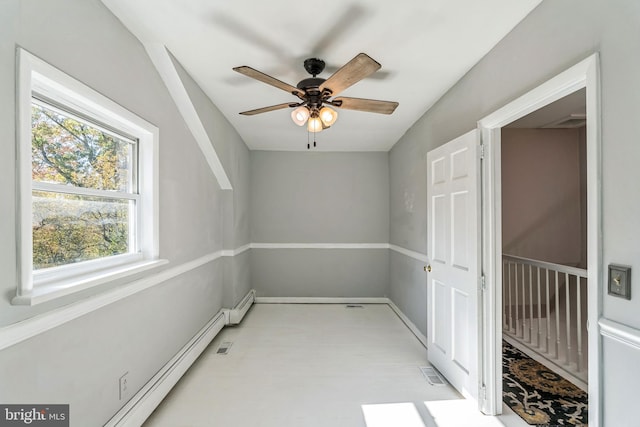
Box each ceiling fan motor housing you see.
[297,77,328,109]
[303,58,325,76]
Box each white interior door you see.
[426,129,480,402]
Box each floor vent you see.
[346,304,364,308]
[420,366,446,386]
[216,341,233,355]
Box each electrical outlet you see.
[119,372,129,401]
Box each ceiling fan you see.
[233,53,398,137]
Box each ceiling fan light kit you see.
[291,106,310,126]
[233,53,398,147]
[307,115,323,133]
[319,106,338,127]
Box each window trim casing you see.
[14,48,163,305]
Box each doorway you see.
[500,89,589,425]
[477,54,601,425]
[502,88,588,385]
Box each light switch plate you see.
[608,264,631,300]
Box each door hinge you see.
[479,144,485,160]
[480,384,487,400]
[479,274,486,291]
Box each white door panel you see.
[427,129,480,403]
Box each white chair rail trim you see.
[389,244,429,263]
[599,317,640,351]
[2,242,426,350]
[0,247,243,351]
[249,242,429,265]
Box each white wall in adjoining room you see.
[501,128,586,268]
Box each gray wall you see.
[173,56,252,307]
[388,0,640,424]
[0,0,250,425]
[251,151,389,297]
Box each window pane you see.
[32,191,133,270]
[31,102,134,193]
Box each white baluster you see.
[521,263,526,339]
[503,261,507,329]
[528,264,534,343]
[515,263,519,337]
[576,275,583,372]
[565,272,572,366]
[555,270,560,358]
[508,263,514,334]
[501,255,589,383]
[546,268,551,353]
[537,266,542,348]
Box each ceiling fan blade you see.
[323,65,392,81]
[319,53,381,96]
[233,66,305,98]
[332,97,399,115]
[239,102,297,116]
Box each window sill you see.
[12,259,168,306]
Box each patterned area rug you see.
[503,340,588,426]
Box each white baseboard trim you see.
[250,243,389,250]
[105,288,256,427]
[255,296,389,304]
[599,317,640,351]
[386,300,428,349]
[105,310,226,427]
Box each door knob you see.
[424,265,431,272]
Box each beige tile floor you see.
[143,303,527,427]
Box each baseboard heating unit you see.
[105,289,256,427]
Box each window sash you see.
[32,181,141,201]
[30,95,142,274]
[32,94,138,145]
[31,96,139,196]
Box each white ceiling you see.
[102,0,541,151]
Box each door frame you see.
[477,53,602,425]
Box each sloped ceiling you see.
[102,0,541,151]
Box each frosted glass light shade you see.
[307,116,323,133]
[319,106,338,127]
[291,106,310,126]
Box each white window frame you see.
[14,48,165,305]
